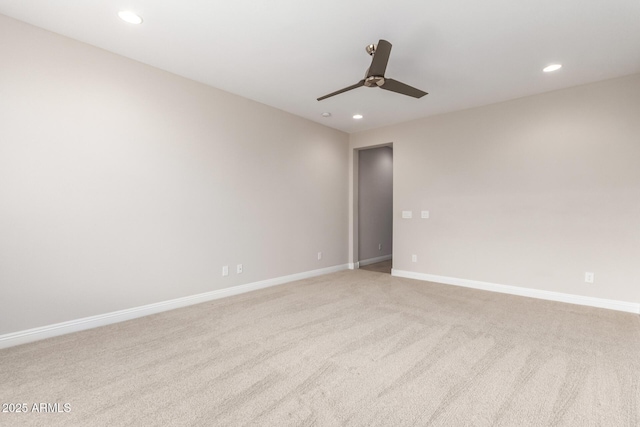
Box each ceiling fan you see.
[317,39,428,101]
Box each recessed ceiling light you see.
[118,11,143,24]
[543,64,562,73]
[321,112,332,118]
[353,114,363,120]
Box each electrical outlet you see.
[585,272,594,283]
[421,210,430,219]
[237,264,243,274]
[222,266,228,277]
[378,243,382,251]
[412,254,417,263]
[317,252,322,260]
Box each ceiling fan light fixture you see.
[118,11,143,24]
[353,114,363,120]
[543,64,562,72]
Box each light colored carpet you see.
[1,270,639,426]
[359,260,392,274]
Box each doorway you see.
[357,146,393,274]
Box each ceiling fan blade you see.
[366,39,392,78]
[380,78,428,98]
[317,80,365,101]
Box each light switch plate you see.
[421,210,430,219]
[402,211,413,219]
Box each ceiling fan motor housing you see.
[364,76,385,87]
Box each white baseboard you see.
[391,269,640,314]
[348,262,360,270]
[358,254,392,267]
[0,264,349,349]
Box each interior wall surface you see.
[0,15,349,334]
[350,73,640,304]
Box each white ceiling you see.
[1,0,639,133]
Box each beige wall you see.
[350,73,640,304]
[0,15,349,335]
[358,147,393,261]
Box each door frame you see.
[349,142,393,269]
